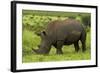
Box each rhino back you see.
[46,19,84,42]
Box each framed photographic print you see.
[11,1,98,72]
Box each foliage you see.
[22,10,91,34]
[81,15,91,27]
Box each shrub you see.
[81,15,91,27]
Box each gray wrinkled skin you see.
[32,19,86,54]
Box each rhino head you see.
[32,31,51,54]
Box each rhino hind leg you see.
[81,39,86,52]
[80,31,86,52]
[56,41,63,54]
[74,41,80,52]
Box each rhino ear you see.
[42,31,46,35]
[41,31,46,36]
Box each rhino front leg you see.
[56,41,63,54]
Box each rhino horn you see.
[32,48,40,54]
[32,48,49,54]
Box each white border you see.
[16,3,96,70]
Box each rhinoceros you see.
[32,19,86,54]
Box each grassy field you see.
[22,10,91,63]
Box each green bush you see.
[81,15,91,27]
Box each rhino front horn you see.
[32,48,49,54]
[32,48,39,54]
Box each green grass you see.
[22,29,91,63]
[22,52,90,63]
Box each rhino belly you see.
[64,30,81,45]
